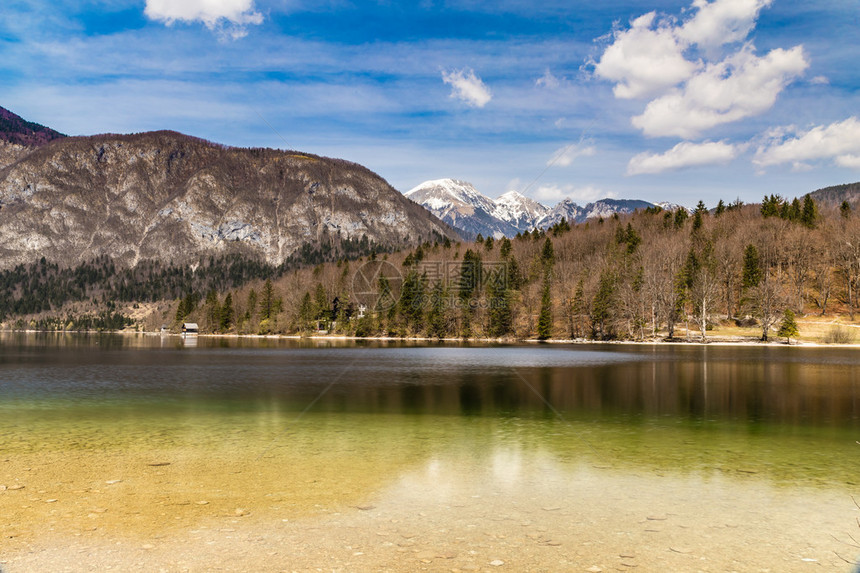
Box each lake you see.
[1,333,859,572]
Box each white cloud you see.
[441,68,492,108]
[836,155,860,169]
[144,0,263,38]
[547,142,596,167]
[594,12,698,99]
[632,45,808,138]
[754,117,860,170]
[535,68,561,89]
[810,75,829,85]
[627,140,740,175]
[533,184,612,204]
[594,0,806,139]
[678,0,772,53]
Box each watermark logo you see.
[352,259,511,312]
[351,260,403,311]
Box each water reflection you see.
[1,334,858,429]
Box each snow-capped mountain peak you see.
[405,179,517,239]
[494,190,549,230]
[656,201,691,213]
[405,179,501,216]
[405,178,668,238]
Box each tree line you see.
[162,193,856,342]
[3,194,859,341]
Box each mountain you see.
[540,198,657,228]
[578,198,654,221]
[0,106,67,170]
[406,179,681,237]
[405,179,518,239]
[656,201,690,213]
[494,190,549,231]
[0,130,458,270]
[809,182,860,210]
[539,199,584,229]
[0,105,66,148]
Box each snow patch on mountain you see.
[495,190,549,230]
[656,201,691,213]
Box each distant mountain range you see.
[0,105,458,269]
[405,178,685,239]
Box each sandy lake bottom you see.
[2,412,859,573]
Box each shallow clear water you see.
[2,333,859,483]
[2,333,860,571]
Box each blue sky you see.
[1,0,858,208]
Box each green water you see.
[1,332,858,490]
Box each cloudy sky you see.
[1,0,858,207]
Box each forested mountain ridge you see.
[0,105,66,148]
[0,130,458,270]
[810,182,860,210]
[0,106,67,170]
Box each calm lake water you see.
[2,333,860,571]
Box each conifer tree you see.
[205,290,221,332]
[426,282,448,339]
[220,293,234,331]
[259,279,282,323]
[787,197,802,222]
[540,237,555,267]
[777,309,799,343]
[591,270,615,339]
[298,291,313,330]
[245,288,257,321]
[458,250,482,338]
[487,275,512,338]
[801,194,819,228]
[312,283,328,321]
[570,278,586,339]
[761,194,784,218]
[499,236,512,259]
[692,209,703,231]
[537,271,553,340]
[742,244,762,289]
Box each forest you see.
[2,194,859,343]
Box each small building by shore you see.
[182,322,199,335]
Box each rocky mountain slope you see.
[493,190,549,231]
[406,178,677,238]
[0,130,458,269]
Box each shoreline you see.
[2,328,858,348]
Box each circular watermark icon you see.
[351,260,403,312]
